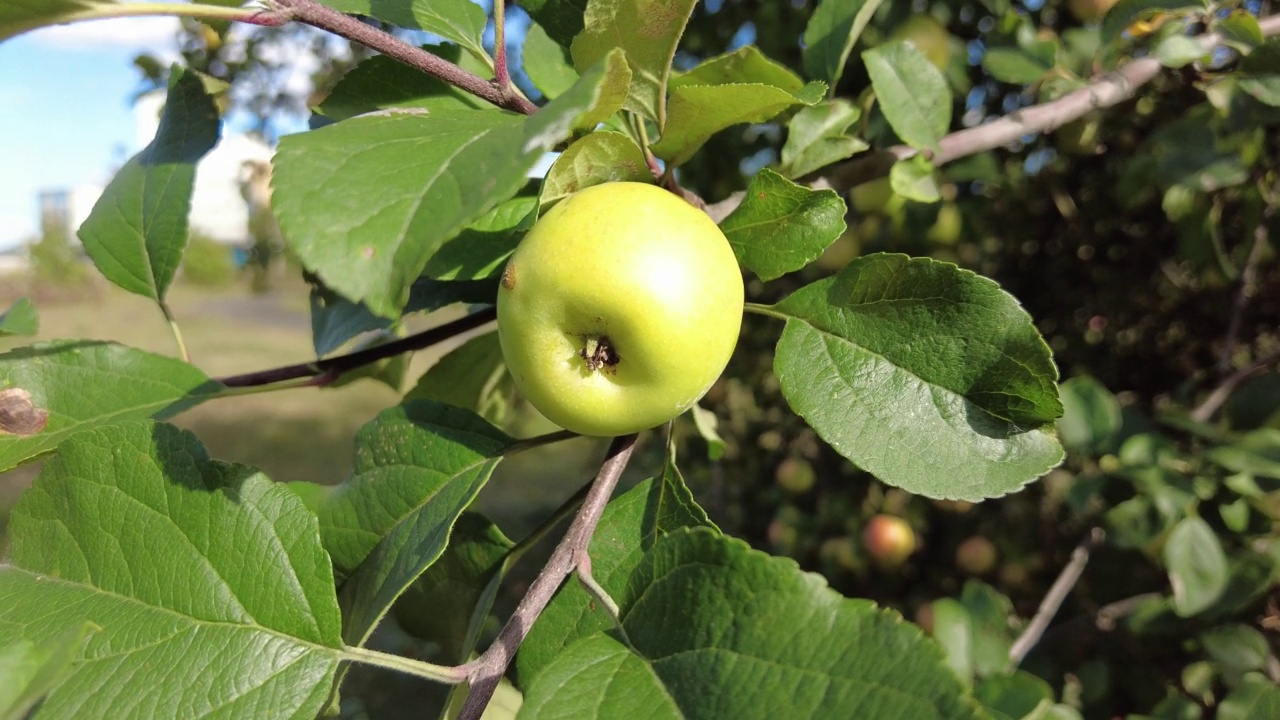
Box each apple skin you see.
[1068,0,1119,23]
[496,182,744,437]
[891,15,953,72]
[955,536,999,576]
[861,514,917,569]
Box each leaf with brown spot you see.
[0,388,47,436]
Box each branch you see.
[706,13,1280,220]
[1189,348,1280,423]
[1007,527,1105,669]
[456,434,639,719]
[269,0,537,115]
[215,306,497,388]
[1219,209,1272,374]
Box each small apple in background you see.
[849,178,905,217]
[955,536,999,576]
[496,182,744,437]
[1067,0,1119,24]
[890,15,954,72]
[775,457,817,494]
[861,514,917,569]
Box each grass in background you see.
[1,275,612,546]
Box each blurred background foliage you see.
[26,0,1274,717]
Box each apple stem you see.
[456,434,640,720]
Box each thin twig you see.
[269,0,537,115]
[1189,348,1280,423]
[215,306,496,388]
[492,0,511,92]
[456,434,639,720]
[1007,527,1105,669]
[1219,215,1271,374]
[705,14,1280,220]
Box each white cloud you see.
[29,15,181,52]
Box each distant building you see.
[34,90,273,249]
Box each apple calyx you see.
[579,336,619,374]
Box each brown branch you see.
[1219,212,1272,374]
[706,13,1280,220]
[215,307,496,388]
[456,434,639,719]
[269,0,537,115]
[1189,348,1280,423]
[1007,527,1105,669]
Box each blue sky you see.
[0,15,184,251]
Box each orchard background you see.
[2,0,1280,719]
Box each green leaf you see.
[779,99,868,179]
[1207,429,1280,480]
[405,332,514,425]
[395,512,513,662]
[652,81,826,167]
[517,467,715,684]
[0,624,94,720]
[321,0,490,67]
[78,68,220,302]
[1100,2,1208,45]
[1219,679,1280,720]
[1217,11,1266,51]
[0,341,221,473]
[1163,516,1228,616]
[1200,624,1270,675]
[0,0,110,42]
[802,0,885,90]
[0,298,37,337]
[671,45,806,93]
[424,195,537,281]
[975,672,1054,720]
[959,581,1018,680]
[313,401,512,647]
[931,598,974,682]
[864,41,952,151]
[538,131,651,213]
[520,0,587,48]
[570,0,697,127]
[520,528,985,720]
[982,47,1052,84]
[309,282,392,357]
[1239,39,1280,107]
[0,422,342,718]
[769,253,1063,500]
[1057,375,1122,454]
[1153,35,1206,68]
[523,21,579,100]
[274,51,631,317]
[316,47,489,120]
[719,168,846,281]
[889,154,942,203]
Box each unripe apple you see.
[955,536,999,576]
[775,457,816,494]
[496,182,744,437]
[849,178,905,217]
[1067,0,1119,24]
[890,15,954,72]
[861,514,917,569]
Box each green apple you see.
[861,514,917,569]
[891,15,953,72]
[496,182,744,437]
[1067,0,1118,24]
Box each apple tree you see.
[2,1,1280,719]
